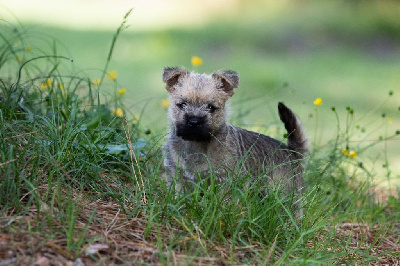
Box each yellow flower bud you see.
[107,70,117,80]
[92,79,101,85]
[115,108,123,117]
[118,88,126,95]
[191,56,203,66]
[313,97,322,106]
[161,98,169,108]
[349,151,357,158]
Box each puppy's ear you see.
[163,67,188,92]
[212,70,239,97]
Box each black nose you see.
[187,117,204,127]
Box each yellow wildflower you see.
[313,97,322,106]
[349,151,357,158]
[25,46,32,52]
[342,148,357,158]
[132,115,141,124]
[40,83,47,90]
[46,78,52,86]
[17,57,23,62]
[107,70,117,80]
[115,108,123,117]
[161,98,169,108]
[118,88,126,95]
[58,84,66,97]
[191,56,203,66]
[388,117,392,124]
[92,78,101,85]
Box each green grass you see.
[1,2,400,264]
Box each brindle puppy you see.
[163,67,308,214]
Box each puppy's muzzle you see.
[186,116,206,127]
[176,115,212,142]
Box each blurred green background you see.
[1,0,400,178]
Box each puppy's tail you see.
[278,102,308,156]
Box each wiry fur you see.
[163,67,308,213]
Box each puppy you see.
[163,67,308,213]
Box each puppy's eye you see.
[207,104,218,113]
[176,102,186,110]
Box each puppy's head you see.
[163,67,239,142]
